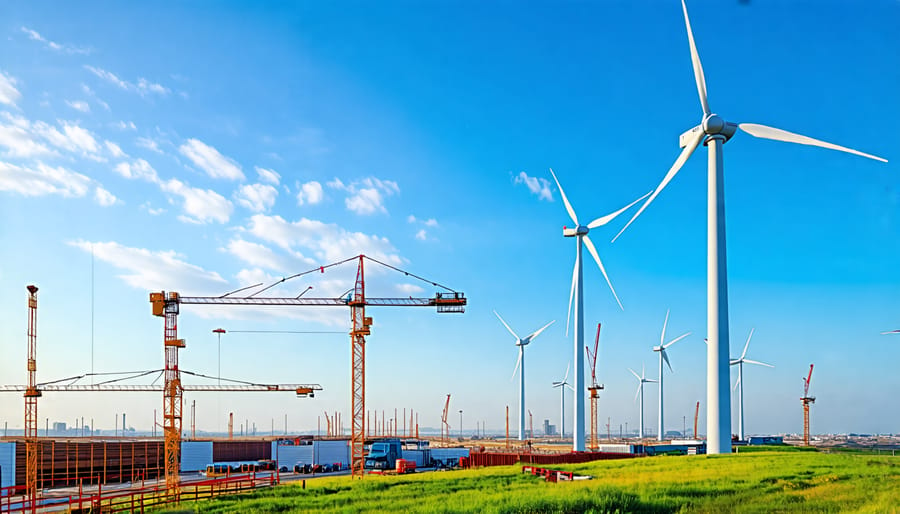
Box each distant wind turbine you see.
[552,363,573,439]
[628,365,657,440]
[653,310,690,441]
[611,0,887,454]
[730,328,773,442]
[550,168,649,451]
[494,311,554,441]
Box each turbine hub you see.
[575,225,589,236]
[703,114,726,134]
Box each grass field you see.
[159,448,900,513]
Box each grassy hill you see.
[161,448,900,513]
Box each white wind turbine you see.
[550,169,649,451]
[730,328,773,442]
[494,311,555,441]
[612,0,887,454]
[653,310,690,441]
[628,365,657,440]
[552,363,573,439]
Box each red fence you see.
[461,451,638,468]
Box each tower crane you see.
[801,364,815,446]
[25,285,40,513]
[150,254,465,486]
[441,394,451,445]
[586,323,604,451]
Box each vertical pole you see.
[518,346,525,440]
[738,363,744,441]
[706,135,732,455]
[573,238,585,451]
[639,385,643,439]
[658,356,664,441]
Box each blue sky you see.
[1,1,898,438]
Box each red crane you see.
[586,323,604,451]
[801,364,815,446]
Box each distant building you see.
[52,422,66,434]
[543,419,557,437]
[748,436,784,445]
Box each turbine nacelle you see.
[562,225,589,237]
[679,118,737,148]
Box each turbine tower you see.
[653,310,690,442]
[730,328,773,442]
[552,363,573,439]
[612,0,887,454]
[628,365,657,440]
[494,311,554,441]
[550,169,649,451]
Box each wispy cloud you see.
[84,65,169,97]
[255,166,280,185]
[136,137,163,154]
[407,214,439,241]
[21,27,91,55]
[113,121,137,131]
[160,178,233,224]
[0,161,91,198]
[328,176,399,215]
[66,100,90,112]
[104,140,126,158]
[514,171,553,201]
[179,138,244,180]
[0,113,107,161]
[0,71,22,107]
[296,180,324,206]
[114,159,159,182]
[94,186,118,206]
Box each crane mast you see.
[25,285,41,512]
[586,323,604,451]
[801,364,815,446]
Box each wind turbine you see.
[552,363,573,439]
[611,0,887,454]
[550,169,649,451]
[653,310,690,441]
[730,328,773,442]
[628,365,657,440]
[494,311,555,441]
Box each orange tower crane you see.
[151,255,465,481]
[441,394,451,445]
[801,364,815,446]
[24,285,41,512]
[586,323,604,451]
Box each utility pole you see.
[459,410,463,439]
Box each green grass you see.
[157,448,900,513]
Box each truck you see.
[364,439,403,470]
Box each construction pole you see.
[25,285,41,513]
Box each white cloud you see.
[326,178,344,190]
[330,176,400,215]
[113,121,137,131]
[243,214,403,266]
[407,215,417,223]
[346,187,385,215]
[0,113,106,161]
[255,166,280,185]
[21,27,90,55]
[415,229,428,241]
[68,240,227,294]
[223,239,315,273]
[396,283,425,295]
[0,71,22,107]
[296,180,324,206]
[84,65,168,97]
[0,113,56,158]
[31,119,103,160]
[179,138,244,180]
[136,137,162,153]
[160,178,233,224]
[94,186,118,206]
[514,171,553,201]
[424,218,438,227]
[66,100,90,112]
[113,159,158,182]
[0,161,91,198]
[141,202,165,216]
[235,183,278,212]
[104,140,126,158]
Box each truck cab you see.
[364,439,402,470]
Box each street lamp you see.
[459,410,463,439]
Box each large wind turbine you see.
[730,328,773,442]
[629,365,657,440]
[612,0,887,454]
[550,169,649,451]
[653,310,690,441]
[552,363,573,439]
[494,311,555,441]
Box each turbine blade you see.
[645,378,658,384]
[494,310,520,340]
[881,330,900,335]
[738,123,887,162]
[661,349,673,373]
[587,191,652,229]
[563,362,570,383]
[510,352,522,381]
[740,328,754,360]
[661,309,670,345]
[565,384,575,392]
[583,235,623,310]
[566,258,577,337]
[628,367,641,380]
[634,383,642,403]
[743,359,774,368]
[733,374,741,392]
[664,332,691,349]
[549,168,579,226]
[612,129,703,243]
[681,0,710,115]
[523,320,556,344]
